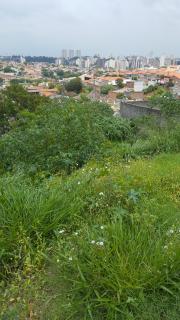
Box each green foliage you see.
[0,173,86,278]
[117,92,125,99]
[0,101,100,174]
[83,85,93,94]
[0,91,180,319]
[3,66,15,73]
[166,79,174,88]
[132,75,138,80]
[100,84,114,95]
[0,78,4,86]
[56,69,81,79]
[10,78,33,85]
[0,84,49,134]
[150,92,180,116]
[42,67,80,80]
[143,84,159,94]
[48,82,55,89]
[65,77,83,94]
[0,100,134,175]
[56,84,63,94]
[148,86,168,98]
[44,153,180,319]
[116,78,124,88]
[4,84,48,112]
[41,68,54,78]
[97,116,134,141]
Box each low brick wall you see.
[119,101,161,119]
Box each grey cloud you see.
[0,0,179,56]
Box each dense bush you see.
[65,77,83,94]
[100,84,114,95]
[0,94,180,319]
[150,92,180,116]
[0,83,48,134]
[97,116,135,141]
[0,100,133,175]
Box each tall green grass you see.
[0,111,180,319]
[41,153,180,319]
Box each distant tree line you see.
[42,68,81,79]
[25,56,56,63]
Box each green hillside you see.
[0,91,179,319]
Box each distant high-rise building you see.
[175,58,180,66]
[55,58,62,65]
[160,55,173,67]
[148,57,160,68]
[160,55,166,67]
[20,56,26,64]
[116,57,129,70]
[105,58,116,69]
[69,50,75,59]
[84,57,92,69]
[76,58,82,68]
[62,49,68,59]
[76,50,81,58]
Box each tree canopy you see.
[65,77,83,94]
[150,92,180,116]
[0,84,48,135]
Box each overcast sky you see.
[0,0,179,57]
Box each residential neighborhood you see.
[1,53,180,106]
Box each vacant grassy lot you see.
[0,153,179,319]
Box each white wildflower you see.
[167,229,174,236]
[78,181,81,185]
[164,245,168,250]
[91,240,96,244]
[97,241,104,246]
[74,232,79,236]
[57,259,60,263]
[59,229,65,234]
[99,192,104,196]
[69,257,73,261]
[100,226,104,230]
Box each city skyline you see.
[0,0,180,56]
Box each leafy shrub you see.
[0,100,133,175]
[143,84,159,94]
[116,92,125,99]
[116,78,124,88]
[97,116,135,141]
[65,77,83,94]
[150,92,180,116]
[100,84,114,95]
[0,83,48,135]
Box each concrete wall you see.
[119,101,161,119]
